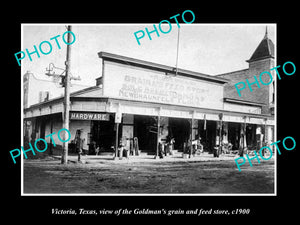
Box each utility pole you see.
[61,25,72,164]
[175,27,180,76]
[45,25,80,164]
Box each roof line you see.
[98,51,228,84]
[215,68,248,77]
[24,85,101,110]
[223,97,266,106]
[264,26,268,39]
[266,37,271,57]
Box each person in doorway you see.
[158,137,164,159]
[189,139,195,158]
[95,145,100,155]
[196,136,203,154]
[191,139,198,156]
[122,136,129,159]
[167,137,175,156]
[90,141,97,155]
[158,142,164,159]
[182,139,191,158]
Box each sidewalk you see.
[29,146,273,165]
[51,152,253,164]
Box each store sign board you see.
[70,111,109,121]
[103,61,224,110]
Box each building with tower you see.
[217,27,275,115]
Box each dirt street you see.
[23,154,275,194]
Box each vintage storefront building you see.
[23,30,275,157]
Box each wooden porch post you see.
[155,115,160,159]
[155,107,161,159]
[114,103,122,159]
[114,122,119,159]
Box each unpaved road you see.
[23,157,274,194]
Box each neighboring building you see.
[23,71,90,109]
[23,29,275,156]
[217,28,275,115]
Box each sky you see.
[21,24,275,87]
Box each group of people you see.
[117,136,140,158]
[183,137,204,158]
[157,137,175,158]
[158,136,204,159]
[74,129,204,161]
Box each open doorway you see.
[246,124,257,150]
[198,120,217,153]
[134,115,157,153]
[227,122,241,150]
[168,118,190,152]
[90,116,115,152]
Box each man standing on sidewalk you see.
[76,130,84,162]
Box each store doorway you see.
[228,122,241,150]
[168,117,190,151]
[246,124,257,150]
[90,116,115,151]
[134,115,157,153]
[198,120,217,153]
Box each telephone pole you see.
[61,25,72,164]
[45,25,79,164]
[175,27,180,76]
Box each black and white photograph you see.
[21,24,276,195]
[4,5,299,221]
